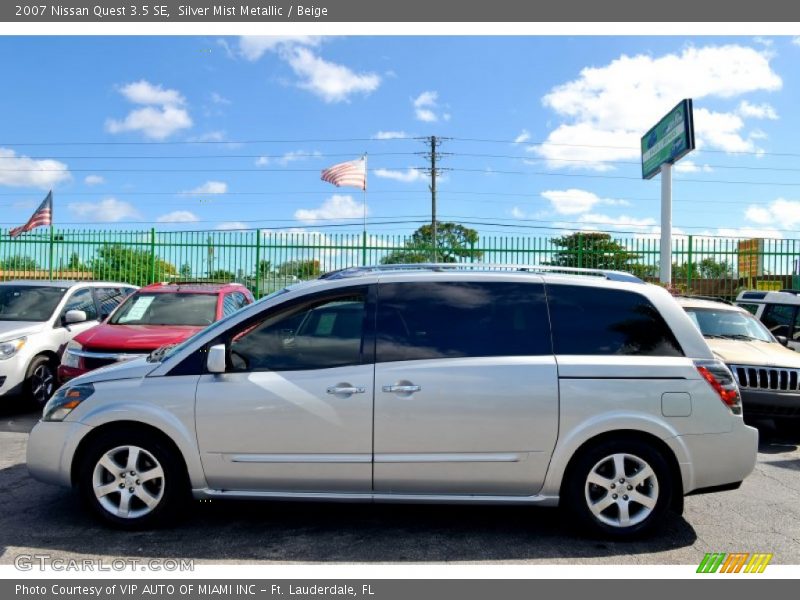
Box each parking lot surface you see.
[1,401,799,565]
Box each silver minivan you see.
[27,265,758,538]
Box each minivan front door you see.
[372,279,559,496]
[195,287,374,493]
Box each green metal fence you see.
[1,227,798,299]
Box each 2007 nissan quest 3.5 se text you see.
[27,264,758,538]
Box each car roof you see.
[138,281,247,294]
[0,280,134,289]
[675,296,748,312]
[737,289,800,304]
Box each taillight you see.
[695,359,742,415]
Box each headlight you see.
[0,337,26,360]
[61,340,83,368]
[42,384,94,422]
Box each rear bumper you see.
[670,421,758,494]
[740,389,800,418]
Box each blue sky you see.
[1,35,800,240]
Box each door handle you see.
[326,385,366,395]
[382,384,422,394]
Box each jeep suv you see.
[736,289,800,351]
[28,265,758,538]
[679,296,800,421]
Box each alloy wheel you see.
[584,452,659,528]
[92,445,165,519]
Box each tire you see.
[563,439,673,539]
[76,427,188,529]
[24,355,56,410]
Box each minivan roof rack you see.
[319,263,644,283]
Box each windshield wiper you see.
[717,334,763,341]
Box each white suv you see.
[27,265,758,538]
[0,280,136,407]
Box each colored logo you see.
[697,552,773,573]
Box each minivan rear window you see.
[547,285,683,357]
[376,281,551,362]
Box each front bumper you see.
[0,355,28,398]
[740,389,800,418]
[26,419,94,487]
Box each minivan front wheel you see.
[77,429,187,529]
[565,440,673,538]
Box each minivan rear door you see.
[372,278,559,496]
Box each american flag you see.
[320,157,367,191]
[10,191,52,238]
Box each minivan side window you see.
[60,288,98,323]
[228,291,367,372]
[376,281,551,363]
[547,285,683,357]
[761,304,796,339]
[737,303,759,315]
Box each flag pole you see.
[362,153,368,266]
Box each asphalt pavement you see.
[1,400,798,565]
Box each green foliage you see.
[276,259,321,279]
[548,232,648,273]
[179,262,192,278]
[208,269,236,281]
[256,260,272,277]
[90,244,177,287]
[672,257,734,280]
[66,252,88,272]
[381,222,482,264]
[0,256,38,271]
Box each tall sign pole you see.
[660,163,672,284]
[641,99,695,286]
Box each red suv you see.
[58,282,254,382]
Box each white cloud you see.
[745,205,773,224]
[283,47,380,103]
[238,36,323,61]
[373,168,427,183]
[743,198,800,229]
[106,80,192,140]
[181,181,228,195]
[210,92,231,105]
[578,213,657,230]
[216,221,248,230]
[189,130,226,143]
[278,150,321,165]
[84,175,104,186]
[0,148,71,189]
[536,45,781,168]
[510,206,526,219]
[541,188,631,215]
[255,156,270,166]
[714,226,784,239]
[157,210,199,223]
[118,80,186,106]
[374,131,409,140]
[295,195,366,223]
[793,37,800,47]
[514,130,531,144]
[737,100,778,120]
[674,160,713,173]
[68,198,140,222]
[413,91,442,122]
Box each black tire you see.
[24,355,56,410]
[563,439,674,539]
[76,427,189,529]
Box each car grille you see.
[78,348,148,371]
[729,364,800,392]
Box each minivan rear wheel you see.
[564,439,673,539]
[77,428,187,529]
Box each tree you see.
[0,256,38,271]
[66,252,87,272]
[208,269,236,281]
[548,232,651,277]
[381,222,482,264]
[90,244,177,287]
[179,262,192,278]
[276,259,321,279]
[672,257,734,280]
[256,260,272,277]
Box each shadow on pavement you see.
[0,462,698,564]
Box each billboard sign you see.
[641,99,696,179]
[738,238,764,278]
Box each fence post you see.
[361,230,367,266]
[577,232,584,268]
[48,225,54,281]
[149,228,157,284]
[686,235,693,293]
[470,239,475,263]
[254,228,262,299]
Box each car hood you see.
[65,356,160,386]
[76,323,203,351]
[0,320,44,341]
[706,338,800,368]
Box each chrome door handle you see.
[326,385,366,395]
[382,384,422,394]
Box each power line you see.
[0,137,419,147]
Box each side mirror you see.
[776,335,790,347]
[207,344,227,374]
[64,309,87,325]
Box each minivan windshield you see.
[684,307,774,343]
[0,285,67,322]
[110,292,217,326]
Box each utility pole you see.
[419,136,448,263]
